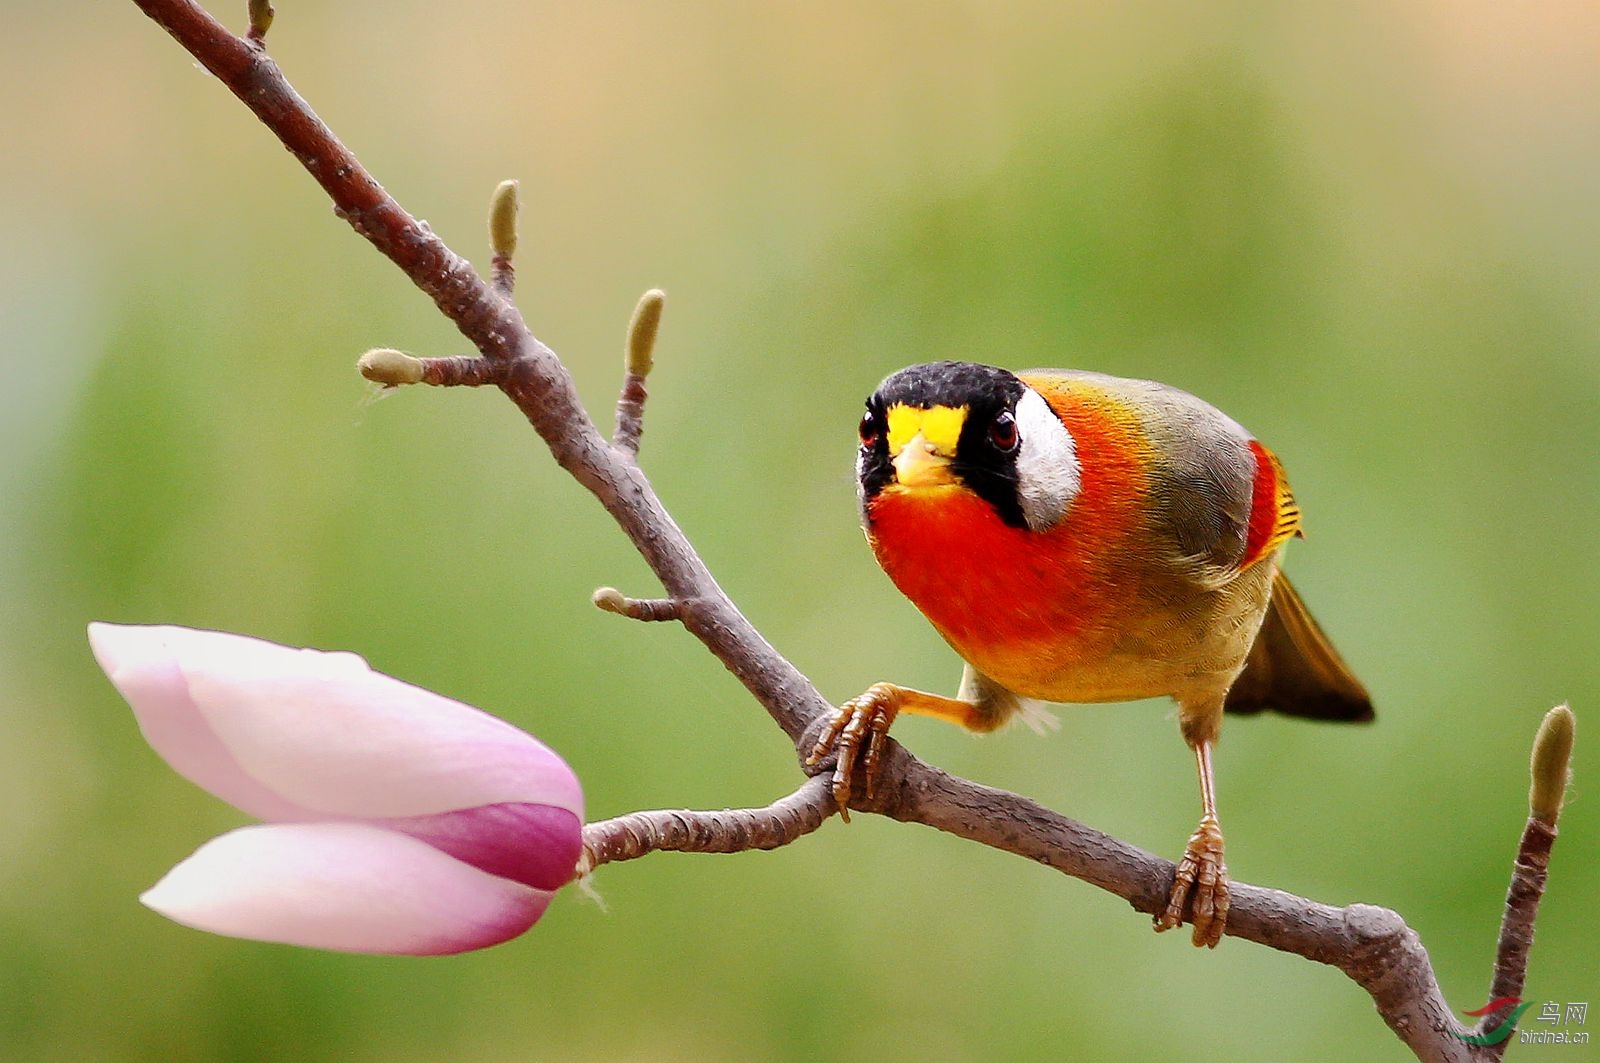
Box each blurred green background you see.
[3,2,1596,1060]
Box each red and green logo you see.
[1452,997,1537,1045]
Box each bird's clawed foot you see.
[805,682,901,822]
[1154,814,1230,948]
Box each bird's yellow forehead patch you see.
[886,404,967,456]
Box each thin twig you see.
[130,6,1574,1060]
[612,372,649,457]
[417,355,507,388]
[612,290,664,459]
[592,587,682,623]
[488,179,518,296]
[578,776,835,874]
[358,349,508,388]
[1477,705,1573,1056]
[1477,817,1556,1053]
[245,0,272,44]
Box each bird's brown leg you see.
[806,683,991,821]
[1155,737,1230,948]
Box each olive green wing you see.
[1225,569,1375,722]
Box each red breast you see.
[865,378,1155,680]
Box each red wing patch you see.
[1242,440,1301,568]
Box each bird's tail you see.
[1224,570,1375,722]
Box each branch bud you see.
[591,587,628,615]
[626,289,665,378]
[357,348,425,386]
[1529,704,1575,825]
[489,180,519,261]
[591,586,681,622]
[247,0,274,41]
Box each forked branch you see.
[131,4,1574,1060]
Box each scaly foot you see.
[1154,814,1230,948]
[805,683,901,821]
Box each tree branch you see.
[578,777,834,874]
[1474,705,1573,1056]
[130,0,827,745]
[132,4,1575,1060]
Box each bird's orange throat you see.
[866,481,1130,678]
[867,485,1047,645]
[864,383,1154,689]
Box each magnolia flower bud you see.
[90,623,583,955]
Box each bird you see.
[808,360,1373,947]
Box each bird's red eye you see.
[859,411,879,447]
[989,411,1018,452]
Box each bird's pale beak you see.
[892,432,957,487]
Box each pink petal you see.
[91,624,582,822]
[140,823,552,955]
[384,803,583,891]
[89,623,315,822]
[179,630,582,820]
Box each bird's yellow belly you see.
[868,478,1276,708]
[949,559,1275,708]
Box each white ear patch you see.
[854,448,870,515]
[1013,388,1080,531]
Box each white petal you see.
[140,823,553,955]
[186,645,581,820]
[89,623,314,821]
[94,623,582,822]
